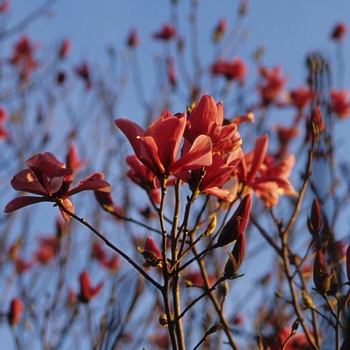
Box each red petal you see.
[4,196,51,212]
[247,135,268,184]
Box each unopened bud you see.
[206,323,222,336]
[217,194,252,248]
[313,250,331,295]
[223,233,246,279]
[302,290,315,309]
[204,216,217,237]
[291,318,299,333]
[307,198,322,236]
[159,313,168,327]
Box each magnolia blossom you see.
[8,297,23,326]
[4,152,111,221]
[329,89,350,118]
[211,57,247,84]
[184,95,241,155]
[236,135,297,206]
[115,110,212,179]
[78,270,104,303]
[153,23,176,41]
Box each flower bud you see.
[313,250,332,295]
[8,297,23,326]
[217,194,251,248]
[307,198,322,236]
[223,233,246,279]
[138,236,163,271]
[159,313,168,327]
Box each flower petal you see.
[4,196,51,212]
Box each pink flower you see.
[115,111,212,179]
[10,35,40,80]
[257,65,288,107]
[188,150,242,202]
[153,23,176,41]
[4,152,111,221]
[34,236,59,264]
[78,270,104,303]
[289,86,316,111]
[329,89,350,118]
[236,135,297,206]
[211,57,247,85]
[8,297,23,326]
[184,95,241,155]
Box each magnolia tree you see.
[1,1,350,350]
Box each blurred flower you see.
[4,152,111,222]
[184,95,241,155]
[127,28,140,48]
[8,297,23,327]
[126,155,161,204]
[67,289,77,307]
[138,236,163,271]
[34,235,59,264]
[15,257,32,274]
[275,125,300,159]
[9,35,40,80]
[257,65,288,107]
[78,270,104,303]
[289,86,316,122]
[331,22,347,41]
[211,57,247,85]
[91,241,120,272]
[230,112,255,125]
[183,270,216,288]
[236,135,297,206]
[212,18,228,42]
[329,89,350,118]
[0,0,10,13]
[66,143,87,173]
[59,38,71,59]
[74,62,92,89]
[115,111,212,179]
[305,106,326,142]
[153,23,176,41]
[166,56,177,87]
[56,70,67,85]
[0,107,8,142]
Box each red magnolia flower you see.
[236,135,297,206]
[78,270,104,303]
[153,23,176,41]
[188,149,242,202]
[115,111,212,179]
[329,89,350,118]
[59,38,71,59]
[211,57,247,85]
[4,152,111,221]
[184,95,241,155]
[127,28,140,48]
[213,18,228,42]
[8,297,23,327]
[10,35,40,80]
[257,65,288,107]
[331,22,347,41]
[289,86,316,111]
[308,198,322,236]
